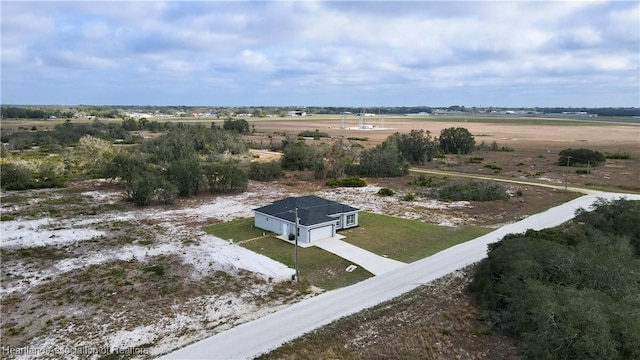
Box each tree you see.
[439,127,476,154]
[558,148,606,166]
[357,142,408,177]
[324,139,357,179]
[470,199,640,360]
[386,130,439,165]
[203,163,248,193]
[248,161,283,181]
[280,136,318,171]
[167,158,202,197]
[223,118,250,133]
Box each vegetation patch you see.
[298,130,330,138]
[470,199,640,360]
[438,179,509,201]
[326,176,367,188]
[605,152,631,160]
[377,188,395,196]
[558,148,606,166]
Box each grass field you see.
[241,237,373,290]
[203,217,265,242]
[204,213,492,288]
[342,212,492,262]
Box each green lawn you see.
[202,217,267,242]
[204,213,491,289]
[241,237,373,290]
[342,212,492,263]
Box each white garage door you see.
[309,225,333,242]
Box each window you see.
[346,214,355,226]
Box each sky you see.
[1,1,639,107]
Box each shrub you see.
[248,161,283,181]
[470,199,640,360]
[413,174,443,187]
[438,180,508,201]
[377,188,395,196]
[0,163,33,190]
[326,176,366,188]
[605,152,631,160]
[558,148,606,166]
[143,264,165,276]
[483,163,502,173]
[402,193,416,201]
[298,130,330,138]
[469,156,484,163]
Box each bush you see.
[357,142,409,177]
[470,199,640,360]
[483,163,502,173]
[413,174,443,187]
[605,152,631,160]
[377,188,395,196]
[0,163,33,190]
[402,193,416,201]
[558,148,606,166]
[326,176,366,188]
[438,180,508,201]
[248,161,283,181]
[298,130,330,138]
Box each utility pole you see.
[565,155,572,191]
[289,207,300,282]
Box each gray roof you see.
[254,195,359,226]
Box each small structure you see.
[254,195,360,244]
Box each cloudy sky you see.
[2,1,639,107]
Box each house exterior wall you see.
[337,211,359,230]
[255,204,360,243]
[254,213,286,235]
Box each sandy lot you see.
[1,177,516,359]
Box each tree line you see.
[470,198,640,360]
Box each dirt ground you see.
[247,116,640,192]
[260,265,520,360]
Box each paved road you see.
[160,191,640,360]
[313,237,406,275]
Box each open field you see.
[241,114,640,192]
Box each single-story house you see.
[254,195,360,244]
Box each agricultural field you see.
[1,113,638,358]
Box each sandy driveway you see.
[160,191,640,360]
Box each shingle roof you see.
[254,195,359,226]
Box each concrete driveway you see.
[313,237,406,275]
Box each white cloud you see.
[1,0,638,107]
